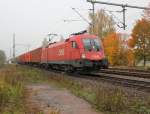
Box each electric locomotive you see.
[17,31,108,72]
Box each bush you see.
[95,87,128,112]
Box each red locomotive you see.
[17,31,108,72]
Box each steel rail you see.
[99,69,150,79]
[21,64,150,92]
[78,72,150,92]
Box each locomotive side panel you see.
[47,42,68,63]
[69,41,81,61]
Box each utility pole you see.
[13,33,15,62]
[9,48,12,60]
[92,2,95,33]
[87,0,150,30]
[122,6,126,30]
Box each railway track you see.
[109,67,150,73]
[73,67,150,92]
[49,69,150,92]
[27,65,150,92]
[77,71,150,92]
[99,68,150,79]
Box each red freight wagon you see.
[17,52,30,63]
[17,54,24,63]
[30,47,42,63]
[41,47,48,63]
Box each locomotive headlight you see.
[81,54,86,59]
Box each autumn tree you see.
[88,9,116,39]
[131,18,150,66]
[103,33,127,66]
[126,49,135,66]
[127,37,136,48]
[126,38,136,66]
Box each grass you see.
[0,64,50,114]
[0,66,25,113]
[0,64,149,114]
[48,74,150,114]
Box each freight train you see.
[16,31,108,72]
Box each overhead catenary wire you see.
[15,43,31,53]
[87,0,150,10]
[105,9,125,28]
[63,19,82,22]
[72,8,92,26]
[87,0,150,30]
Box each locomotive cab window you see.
[72,41,78,48]
[83,38,101,52]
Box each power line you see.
[63,19,82,22]
[15,43,31,53]
[87,0,150,30]
[72,8,92,26]
[104,9,123,13]
[87,0,150,10]
[106,10,124,28]
[71,7,95,33]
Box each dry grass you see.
[0,65,25,113]
[48,74,150,114]
[0,64,49,114]
[0,65,149,114]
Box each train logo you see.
[58,49,64,56]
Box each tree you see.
[103,33,127,66]
[127,37,136,48]
[126,38,136,66]
[126,49,135,66]
[131,18,150,66]
[88,9,116,39]
[0,50,6,67]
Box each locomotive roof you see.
[69,34,97,40]
[47,34,98,48]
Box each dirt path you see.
[25,83,103,114]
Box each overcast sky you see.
[0,0,149,58]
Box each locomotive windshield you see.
[83,38,101,52]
